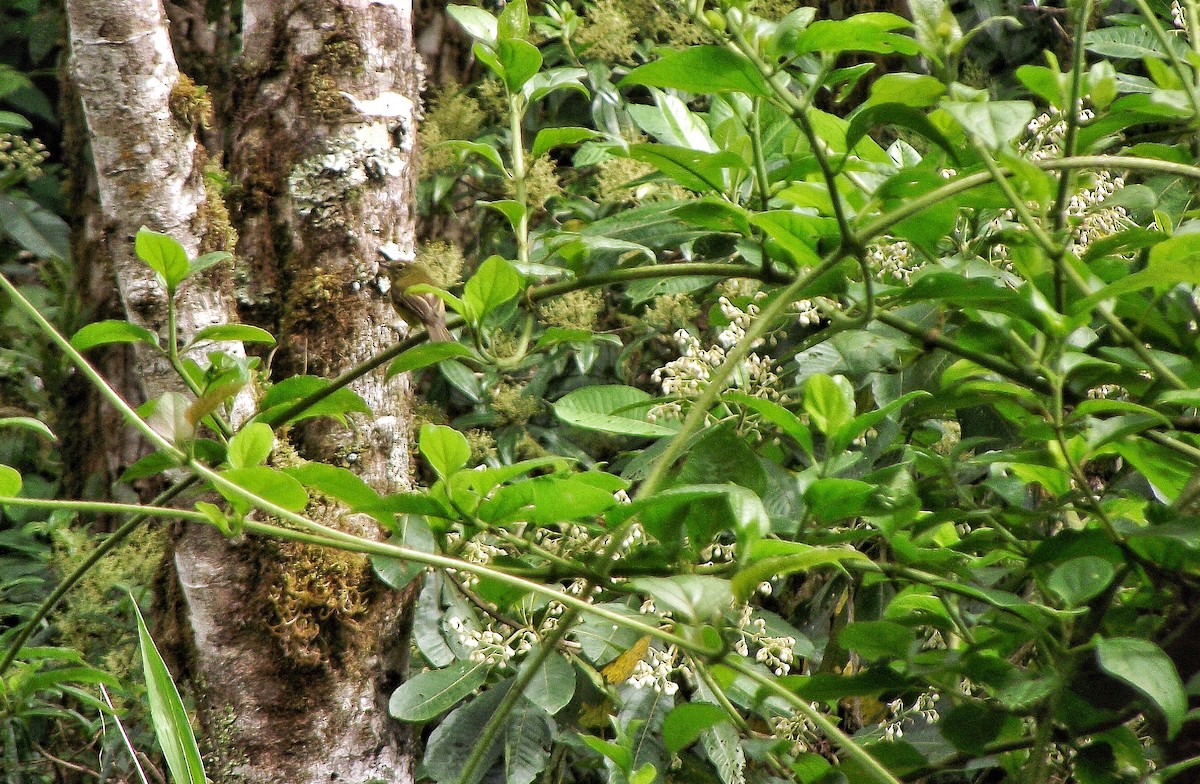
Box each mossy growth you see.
[489,381,541,427]
[50,525,167,681]
[170,73,214,129]
[203,704,249,784]
[196,164,239,255]
[280,264,349,343]
[258,532,373,668]
[300,32,365,123]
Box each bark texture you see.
[65,0,420,781]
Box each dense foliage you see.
[10,1,1200,783]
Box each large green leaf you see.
[620,46,770,97]
[388,660,488,722]
[70,320,161,352]
[626,144,747,194]
[942,100,1035,149]
[1095,638,1187,739]
[423,681,512,784]
[553,385,677,437]
[795,15,918,56]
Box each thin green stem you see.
[0,479,195,675]
[0,273,182,460]
[1050,0,1094,310]
[0,496,209,521]
[635,251,844,500]
[455,640,561,784]
[724,658,902,784]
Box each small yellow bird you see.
[387,261,452,343]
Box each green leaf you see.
[480,200,527,235]
[628,575,733,623]
[523,67,590,103]
[463,255,520,321]
[803,373,853,435]
[420,423,471,479]
[942,100,1035,149]
[724,392,814,458]
[662,703,730,754]
[497,0,529,39]
[519,651,575,715]
[505,697,552,784]
[447,4,497,44]
[940,702,1009,754]
[70,320,161,352]
[749,211,828,268]
[189,324,276,347]
[187,251,232,278]
[732,545,868,601]
[531,126,600,159]
[832,390,930,453]
[438,139,508,173]
[257,375,371,426]
[1084,26,1191,60]
[0,464,22,496]
[133,601,207,784]
[619,46,770,97]
[865,73,945,108]
[386,342,474,379]
[580,735,633,773]
[846,103,958,162]
[478,475,617,525]
[498,38,542,92]
[217,466,309,514]
[0,416,56,442]
[678,425,767,496]
[553,385,677,437]
[0,111,31,130]
[627,143,747,193]
[796,15,918,56]
[226,422,274,469]
[389,660,489,722]
[1095,637,1187,739]
[423,681,511,784]
[0,193,69,260]
[1046,557,1116,607]
[144,391,194,445]
[135,227,191,292]
[839,621,915,660]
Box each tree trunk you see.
[64,0,420,781]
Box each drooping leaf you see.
[553,385,677,437]
[620,46,770,97]
[389,660,489,722]
[1095,637,1187,739]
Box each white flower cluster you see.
[533,523,593,558]
[769,709,822,753]
[1066,170,1129,256]
[447,617,535,667]
[881,692,941,741]
[791,299,823,327]
[649,315,781,422]
[698,541,736,565]
[1173,1,1186,29]
[628,644,683,695]
[867,238,921,284]
[733,608,798,676]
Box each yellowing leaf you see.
[601,636,651,685]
